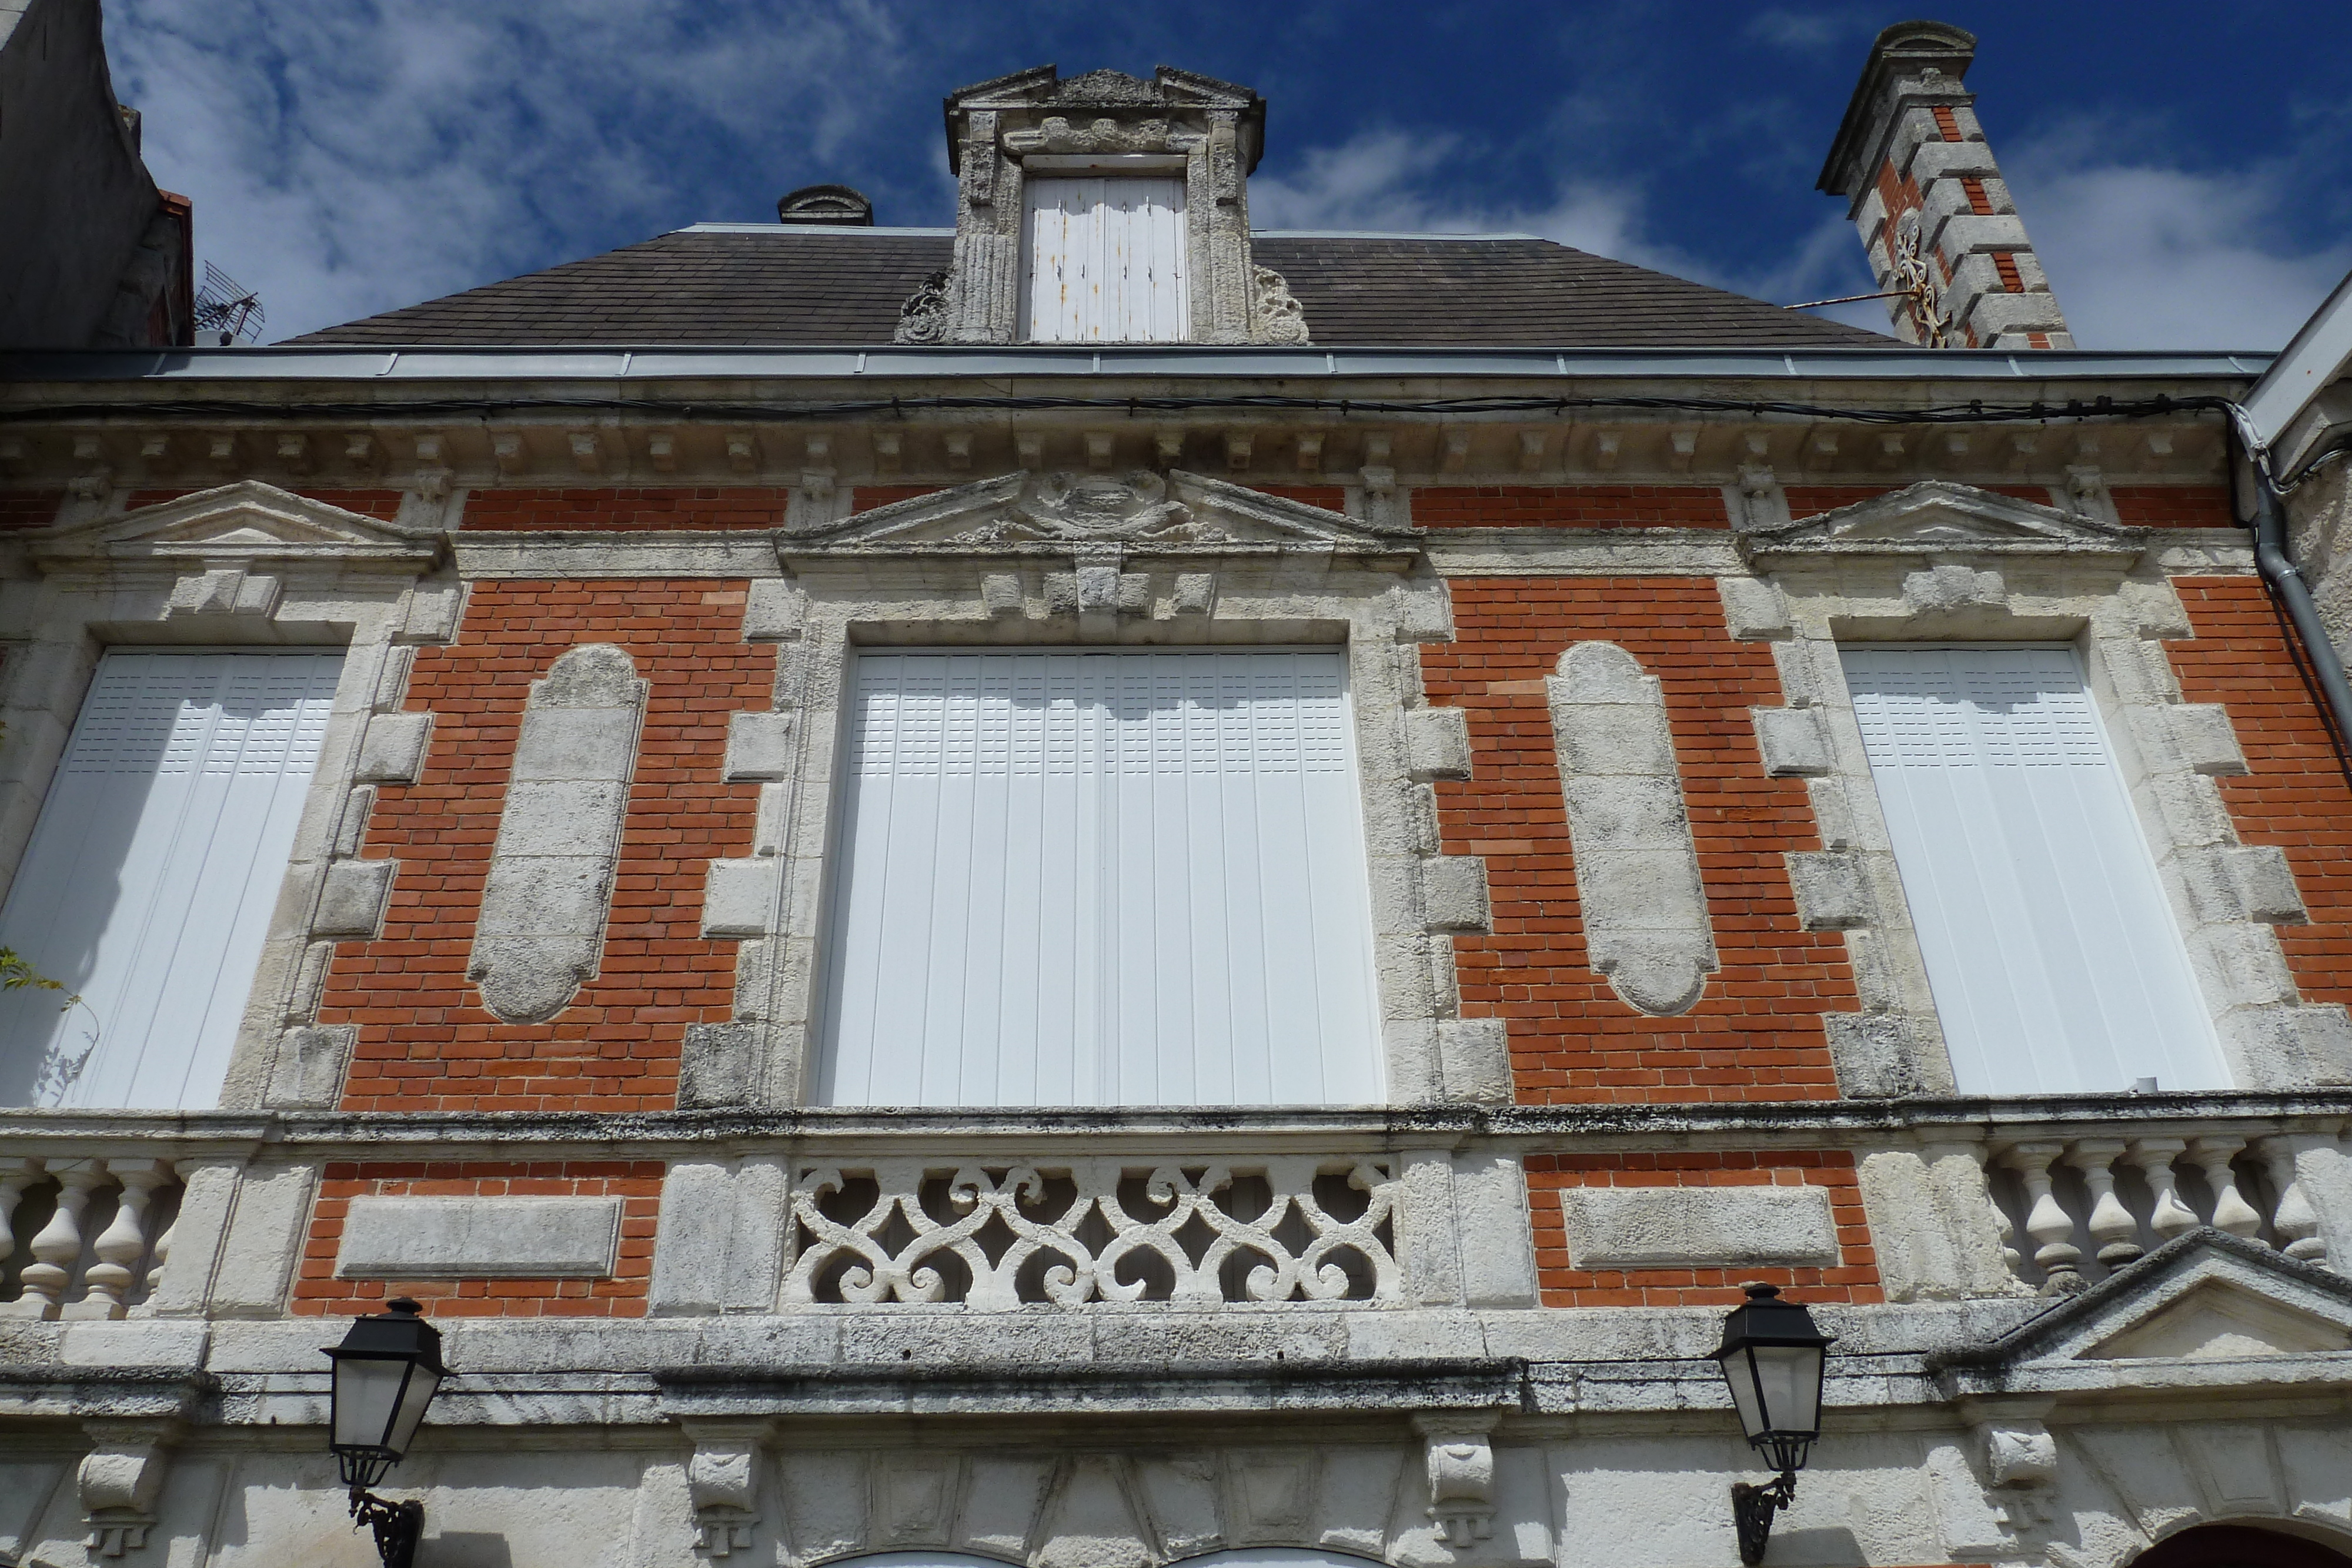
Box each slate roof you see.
[287,228,1894,349]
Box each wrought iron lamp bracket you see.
[349,1485,425,1568]
[1730,1469,1797,1566]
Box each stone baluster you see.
[1979,1146,2023,1279]
[13,1162,107,1319]
[2002,1142,2084,1293]
[2256,1138,2327,1264]
[69,1161,171,1320]
[0,1158,42,1269]
[2127,1138,2199,1245]
[2066,1139,2142,1268]
[2187,1135,2265,1239]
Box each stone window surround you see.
[689,551,1511,1114]
[0,482,459,1115]
[1723,539,2352,1100]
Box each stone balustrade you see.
[1984,1123,2333,1293]
[784,1155,1402,1307]
[0,1154,183,1319]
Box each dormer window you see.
[905,65,1310,347]
[1021,162,1190,342]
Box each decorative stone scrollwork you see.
[1251,265,1309,344]
[893,270,951,345]
[783,1158,1400,1306]
[1003,114,1175,155]
[1414,1413,1498,1547]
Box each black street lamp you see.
[1712,1282,1835,1566]
[323,1297,448,1568]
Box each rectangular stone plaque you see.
[1557,1184,1840,1269]
[335,1196,623,1278]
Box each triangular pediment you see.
[33,480,440,569]
[1742,479,2139,559]
[1930,1231,2352,1398]
[780,469,1417,560]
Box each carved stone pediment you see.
[32,480,440,570]
[1929,1231,2352,1398]
[1742,479,2139,560]
[780,469,1416,561]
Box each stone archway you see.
[2134,1524,2352,1568]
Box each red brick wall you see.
[1781,484,2051,517]
[292,1161,662,1319]
[0,491,64,530]
[321,580,773,1112]
[1424,577,1853,1104]
[1524,1151,1880,1306]
[1412,486,1728,529]
[2113,485,2234,529]
[460,487,790,530]
[2169,578,2352,1009]
[123,487,405,519]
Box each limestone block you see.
[1172,573,1217,616]
[980,573,1024,617]
[1452,1152,1539,1308]
[352,710,433,783]
[741,578,807,641]
[2223,1004,2352,1088]
[1556,1183,1840,1269]
[2169,704,2250,774]
[166,566,280,620]
[1823,1011,1938,1099]
[335,1195,623,1278]
[1716,575,1792,640]
[1414,1415,1496,1547]
[264,1025,354,1109]
[469,644,646,1023]
[2177,844,2307,925]
[1752,706,1833,776]
[1392,584,1456,644]
[397,581,466,643]
[142,1162,239,1317]
[209,1164,317,1316]
[1133,1456,1223,1559]
[1421,856,1491,933]
[1404,706,1473,781]
[77,1422,174,1558]
[1435,1018,1512,1105]
[311,858,396,938]
[723,711,797,782]
[652,1159,786,1315]
[678,1022,761,1109]
[1546,643,1719,1017]
[1901,563,2004,613]
[1785,850,1872,930]
[703,858,779,940]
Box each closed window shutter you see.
[0,650,343,1109]
[1021,176,1190,343]
[819,651,1382,1107]
[1841,644,2227,1095]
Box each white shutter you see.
[1022,176,1190,343]
[818,651,1382,1107]
[0,650,343,1109]
[1840,644,2227,1095]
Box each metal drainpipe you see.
[2246,463,2352,753]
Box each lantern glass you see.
[323,1299,446,1489]
[1712,1283,1832,1476]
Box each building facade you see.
[2,21,2351,1568]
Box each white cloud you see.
[1248,126,1681,274]
[1742,7,1867,54]
[2005,151,2350,351]
[104,0,917,339]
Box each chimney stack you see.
[1817,21,2071,349]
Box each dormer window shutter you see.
[1021,176,1190,343]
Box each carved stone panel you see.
[1545,642,1720,1016]
[467,644,647,1023]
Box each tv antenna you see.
[193,262,265,345]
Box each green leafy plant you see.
[0,946,75,1006]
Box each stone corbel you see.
[79,1420,178,1558]
[681,1419,773,1558]
[1414,1412,1498,1547]
[1970,1410,2058,1533]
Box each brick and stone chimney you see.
[1817,21,2072,349]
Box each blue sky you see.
[103,0,2352,347]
